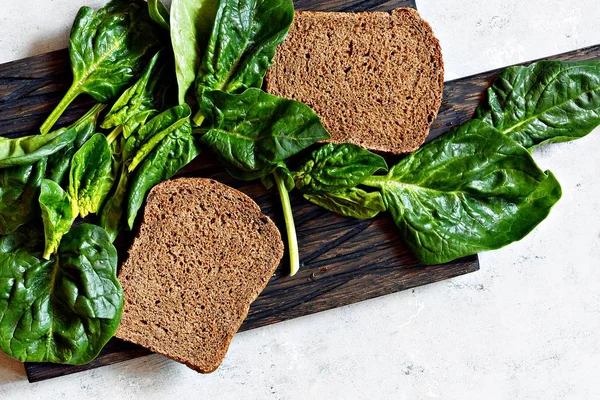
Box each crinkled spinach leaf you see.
[69,134,115,217]
[0,160,47,235]
[294,143,388,194]
[171,0,218,104]
[362,120,562,264]
[0,224,122,364]
[39,179,74,259]
[476,60,600,149]
[40,0,161,134]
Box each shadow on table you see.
[0,352,26,385]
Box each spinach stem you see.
[192,111,205,127]
[362,175,386,188]
[40,83,80,135]
[106,126,123,145]
[274,172,300,276]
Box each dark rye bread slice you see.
[265,8,444,154]
[116,178,283,373]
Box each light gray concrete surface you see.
[1,1,599,399]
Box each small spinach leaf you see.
[69,134,115,217]
[304,188,386,220]
[199,88,330,177]
[40,0,161,134]
[0,224,122,364]
[294,143,388,194]
[126,104,192,172]
[363,120,562,264]
[0,160,47,235]
[100,160,130,242]
[171,0,218,104]
[0,128,76,168]
[39,179,74,259]
[476,60,600,149]
[100,52,168,139]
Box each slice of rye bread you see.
[116,178,283,373]
[264,8,444,154]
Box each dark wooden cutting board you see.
[0,0,597,383]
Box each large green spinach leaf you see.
[69,134,115,218]
[127,131,200,229]
[477,61,600,149]
[100,52,168,139]
[199,88,330,177]
[40,0,160,134]
[0,128,76,168]
[362,120,562,264]
[0,224,122,364]
[0,160,47,235]
[171,0,218,104]
[193,0,294,123]
[39,179,74,259]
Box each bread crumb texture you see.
[265,8,444,154]
[116,178,283,373]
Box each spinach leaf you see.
[46,103,106,185]
[304,189,386,220]
[69,134,115,218]
[0,224,122,364]
[39,179,74,259]
[0,128,76,168]
[294,143,388,194]
[148,0,170,31]
[40,0,161,134]
[126,104,193,172]
[193,0,294,124]
[0,160,47,235]
[127,130,200,229]
[362,120,562,264]
[199,88,330,177]
[100,161,130,242]
[100,52,167,139]
[171,0,218,104]
[476,61,600,149]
